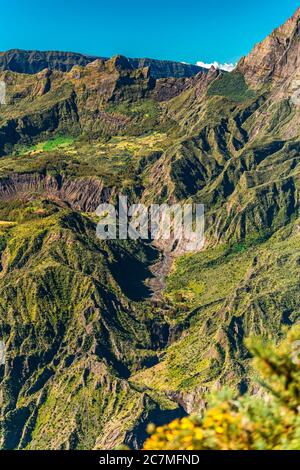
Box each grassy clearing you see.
[18,136,75,155]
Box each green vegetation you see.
[144,325,300,450]
[106,99,161,134]
[106,99,159,120]
[132,221,300,391]
[18,136,75,154]
[0,133,168,191]
[0,207,180,449]
[207,72,256,102]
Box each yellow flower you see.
[214,414,224,421]
[203,417,214,428]
[147,423,156,435]
[216,426,224,434]
[181,418,194,430]
[169,419,179,430]
[194,429,204,440]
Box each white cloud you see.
[196,60,237,72]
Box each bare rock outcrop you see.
[0,173,114,211]
[238,7,300,87]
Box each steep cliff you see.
[237,7,300,87]
[0,49,206,79]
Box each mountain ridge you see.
[0,49,207,79]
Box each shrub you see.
[144,326,300,450]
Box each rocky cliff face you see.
[238,7,300,87]
[0,49,101,74]
[127,57,206,79]
[0,49,206,79]
[0,173,113,212]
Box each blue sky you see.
[1,0,299,64]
